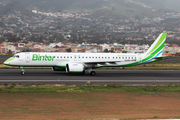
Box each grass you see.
[125,62,180,70]
[1,91,180,120]
[123,116,180,119]
[1,84,180,119]
[1,84,180,93]
[100,62,180,70]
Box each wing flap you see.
[84,61,121,64]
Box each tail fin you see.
[145,33,167,58]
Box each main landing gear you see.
[88,68,96,76]
[82,70,85,75]
[20,66,25,75]
[89,71,96,76]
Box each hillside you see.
[0,0,179,18]
[137,0,180,12]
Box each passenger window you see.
[64,56,66,58]
[122,57,124,59]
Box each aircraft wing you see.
[84,59,136,64]
[84,61,119,64]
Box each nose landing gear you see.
[20,66,25,75]
[21,70,25,75]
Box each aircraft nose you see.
[4,58,14,65]
[4,61,10,65]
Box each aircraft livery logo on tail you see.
[145,33,167,58]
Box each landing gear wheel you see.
[90,71,96,76]
[21,71,25,75]
[20,66,25,75]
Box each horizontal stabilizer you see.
[153,57,164,60]
[153,56,170,60]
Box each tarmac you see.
[0,69,180,85]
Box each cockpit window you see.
[12,55,16,58]
[12,55,19,58]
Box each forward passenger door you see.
[25,53,30,63]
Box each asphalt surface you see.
[0,69,180,85]
[0,56,9,63]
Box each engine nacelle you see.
[52,67,66,71]
[66,63,84,73]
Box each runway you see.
[0,69,180,85]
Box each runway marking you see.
[0,80,180,83]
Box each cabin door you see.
[25,53,30,63]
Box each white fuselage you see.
[5,52,145,68]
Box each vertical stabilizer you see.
[145,33,167,58]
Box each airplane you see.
[4,32,167,76]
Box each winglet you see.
[145,33,167,58]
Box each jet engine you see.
[66,63,84,73]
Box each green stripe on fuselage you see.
[5,58,15,62]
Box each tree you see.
[109,50,115,53]
[104,49,109,53]
[66,48,71,52]
[122,51,127,53]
